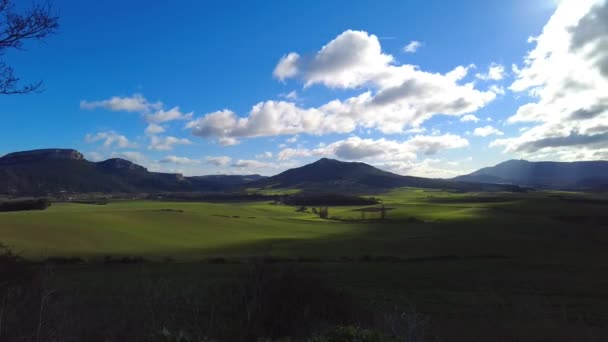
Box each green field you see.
[2,188,608,340]
[1,188,606,263]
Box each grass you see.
[1,188,608,339]
[0,188,607,263]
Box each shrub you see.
[213,263,365,341]
[310,326,394,342]
[0,198,51,212]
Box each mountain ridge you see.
[7,148,607,195]
[249,157,522,194]
[0,149,263,195]
[454,159,608,190]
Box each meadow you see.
[1,188,608,340]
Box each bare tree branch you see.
[0,0,58,95]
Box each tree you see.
[0,0,58,94]
[319,207,329,219]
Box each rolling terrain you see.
[454,159,608,190]
[248,157,522,193]
[2,188,608,340]
[0,149,264,195]
[0,149,524,196]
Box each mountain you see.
[0,149,263,195]
[453,159,608,190]
[249,158,522,193]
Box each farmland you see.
[1,188,608,340]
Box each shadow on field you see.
[3,195,608,341]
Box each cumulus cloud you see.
[279,90,298,100]
[82,94,194,126]
[403,40,422,53]
[145,123,165,135]
[148,135,192,151]
[80,94,162,113]
[145,107,193,123]
[231,159,273,169]
[255,151,273,159]
[460,114,480,122]
[300,30,394,89]
[273,52,300,81]
[206,156,232,166]
[188,30,497,145]
[159,155,200,165]
[475,63,506,81]
[473,125,504,137]
[379,159,472,178]
[275,134,470,178]
[85,131,137,149]
[494,0,608,160]
[277,134,468,161]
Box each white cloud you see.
[231,159,273,169]
[277,147,322,161]
[489,85,506,95]
[219,137,240,146]
[85,151,104,162]
[300,30,394,89]
[145,107,193,124]
[494,0,608,160]
[286,135,298,143]
[255,151,273,159]
[406,134,469,154]
[82,94,195,127]
[80,94,162,113]
[403,40,423,53]
[159,155,200,165]
[206,156,232,166]
[188,30,497,145]
[273,52,300,81]
[148,135,192,151]
[277,134,468,161]
[279,90,298,100]
[145,123,165,135]
[473,125,504,137]
[460,114,480,122]
[85,131,137,149]
[379,159,472,178]
[475,63,506,81]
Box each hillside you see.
[0,150,526,195]
[454,159,608,190]
[249,158,522,193]
[0,149,263,195]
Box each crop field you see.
[1,188,606,262]
[2,188,608,340]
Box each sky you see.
[1,0,607,177]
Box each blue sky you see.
[2,0,607,177]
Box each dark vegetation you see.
[283,193,380,206]
[0,246,435,342]
[1,249,605,341]
[0,197,50,211]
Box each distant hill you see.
[0,149,525,196]
[453,159,608,190]
[249,158,522,194]
[0,149,264,195]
